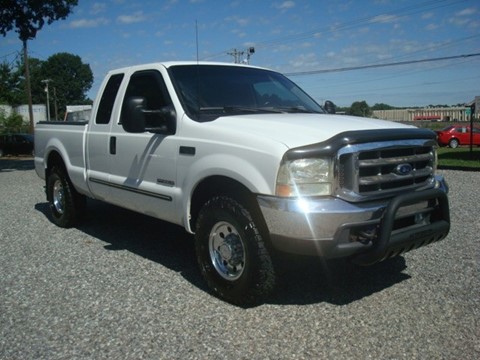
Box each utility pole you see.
[23,41,34,133]
[227,48,243,64]
[53,87,58,121]
[227,47,255,64]
[41,79,51,121]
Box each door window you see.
[120,70,172,128]
[96,73,124,124]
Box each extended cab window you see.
[120,70,172,127]
[96,73,124,124]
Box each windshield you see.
[168,65,324,121]
[440,126,454,131]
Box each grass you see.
[437,146,480,169]
[406,121,480,170]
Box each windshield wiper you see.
[274,106,320,114]
[199,106,283,114]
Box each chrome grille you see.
[337,140,436,201]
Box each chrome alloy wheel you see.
[52,180,65,215]
[209,221,245,280]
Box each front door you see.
[107,69,179,224]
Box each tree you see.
[371,103,396,111]
[41,53,93,119]
[0,0,78,132]
[0,108,27,134]
[11,57,44,104]
[2,53,93,119]
[349,101,371,117]
[0,62,19,104]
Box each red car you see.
[435,125,480,148]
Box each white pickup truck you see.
[35,62,450,305]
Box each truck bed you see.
[34,121,89,195]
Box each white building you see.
[0,104,47,124]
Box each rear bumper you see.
[257,175,450,265]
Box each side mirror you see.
[324,100,336,114]
[122,97,177,134]
[145,105,177,135]
[122,97,147,133]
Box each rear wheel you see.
[449,138,459,148]
[47,166,85,228]
[195,196,275,305]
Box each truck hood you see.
[212,113,415,149]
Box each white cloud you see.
[370,14,397,24]
[275,1,295,10]
[69,17,109,28]
[231,29,246,38]
[117,11,146,24]
[425,23,438,31]
[449,17,469,26]
[91,2,106,15]
[272,44,293,53]
[289,52,319,69]
[421,12,433,20]
[456,7,476,16]
[225,16,250,26]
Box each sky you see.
[1,0,479,107]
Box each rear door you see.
[86,73,125,201]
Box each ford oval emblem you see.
[395,163,413,176]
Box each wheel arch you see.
[45,150,68,183]
[189,175,261,234]
[44,151,69,201]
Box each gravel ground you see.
[0,158,478,359]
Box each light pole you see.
[41,79,51,121]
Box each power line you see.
[255,0,466,50]
[201,0,468,61]
[0,51,19,60]
[284,53,480,76]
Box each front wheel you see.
[46,166,85,228]
[449,138,459,148]
[195,196,275,305]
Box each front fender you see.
[178,152,278,233]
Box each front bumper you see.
[257,175,450,265]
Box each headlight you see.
[276,157,333,197]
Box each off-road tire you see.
[195,196,275,306]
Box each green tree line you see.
[336,101,466,117]
[0,52,93,121]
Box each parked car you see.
[435,125,480,148]
[0,133,35,157]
